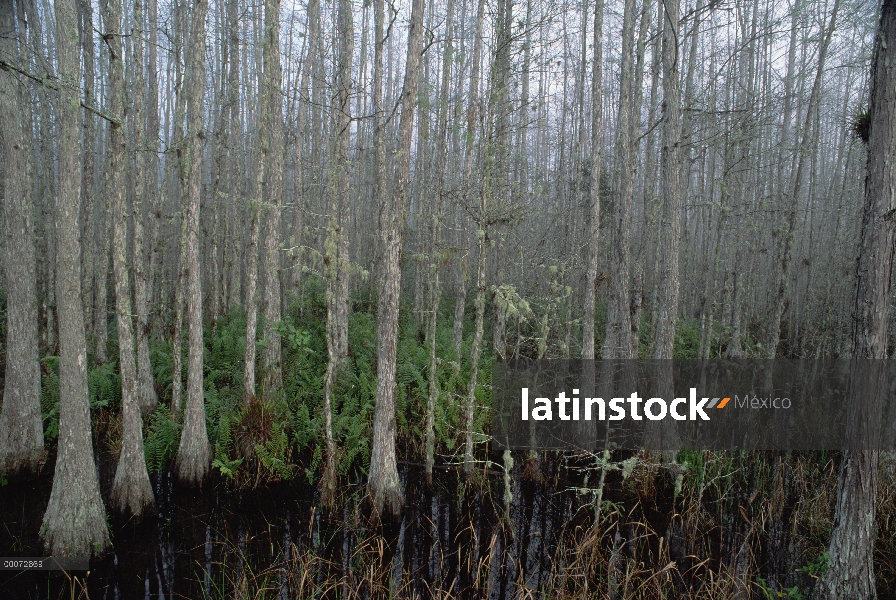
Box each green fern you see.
[40,357,60,444]
[212,456,244,480]
[144,405,182,473]
[87,361,121,409]
[255,425,294,481]
[291,403,316,453]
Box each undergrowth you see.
[71,277,496,487]
[27,277,896,599]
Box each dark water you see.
[0,453,582,600]
[4,449,878,599]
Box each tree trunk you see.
[454,0,486,371]
[90,0,109,368]
[464,223,487,475]
[171,240,186,414]
[582,0,603,361]
[452,250,466,363]
[321,0,354,506]
[645,0,683,462]
[244,0,274,405]
[168,0,188,416]
[814,2,896,597]
[221,0,240,314]
[460,0,487,477]
[131,0,157,417]
[41,0,111,556]
[290,0,308,303]
[244,196,262,404]
[489,0,513,362]
[103,0,155,516]
[146,0,161,328]
[93,191,109,364]
[207,0,232,324]
[371,0,385,287]
[175,0,211,485]
[30,2,58,360]
[0,0,43,474]
[425,0,455,484]
[261,0,284,399]
[369,0,426,516]
[724,0,757,360]
[602,0,637,360]
[78,0,96,335]
[652,0,683,359]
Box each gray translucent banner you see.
[491,360,895,451]
[0,557,90,571]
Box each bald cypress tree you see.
[602,0,638,360]
[104,0,154,516]
[369,0,426,515]
[814,2,896,597]
[40,0,111,557]
[261,0,284,399]
[175,0,211,485]
[320,0,354,506]
[131,0,158,418]
[582,0,603,363]
[0,0,43,475]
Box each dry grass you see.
[52,451,892,600]
[190,452,896,600]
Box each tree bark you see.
[261,0,284,399]
[78,0,96,336]
[244,194,262,404]
[461,0,487,477]
[369,0,426,516]
[41,0,111,556]
[90,0,109,368]
[652,0,683,358]
[489,0,513,361]
[146,0,162,326]
[321,0,354,506]
[602,0,637,360]
[245,0,272,404]
[814,2,896,597]
[0,0,43,474]
[582,0,603,361]
[168,0,188,417]
[425,0,455,485]
[220,0,240,314]
[131,0,157,417]
[175,0,211,485]
[103,0,155,516]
